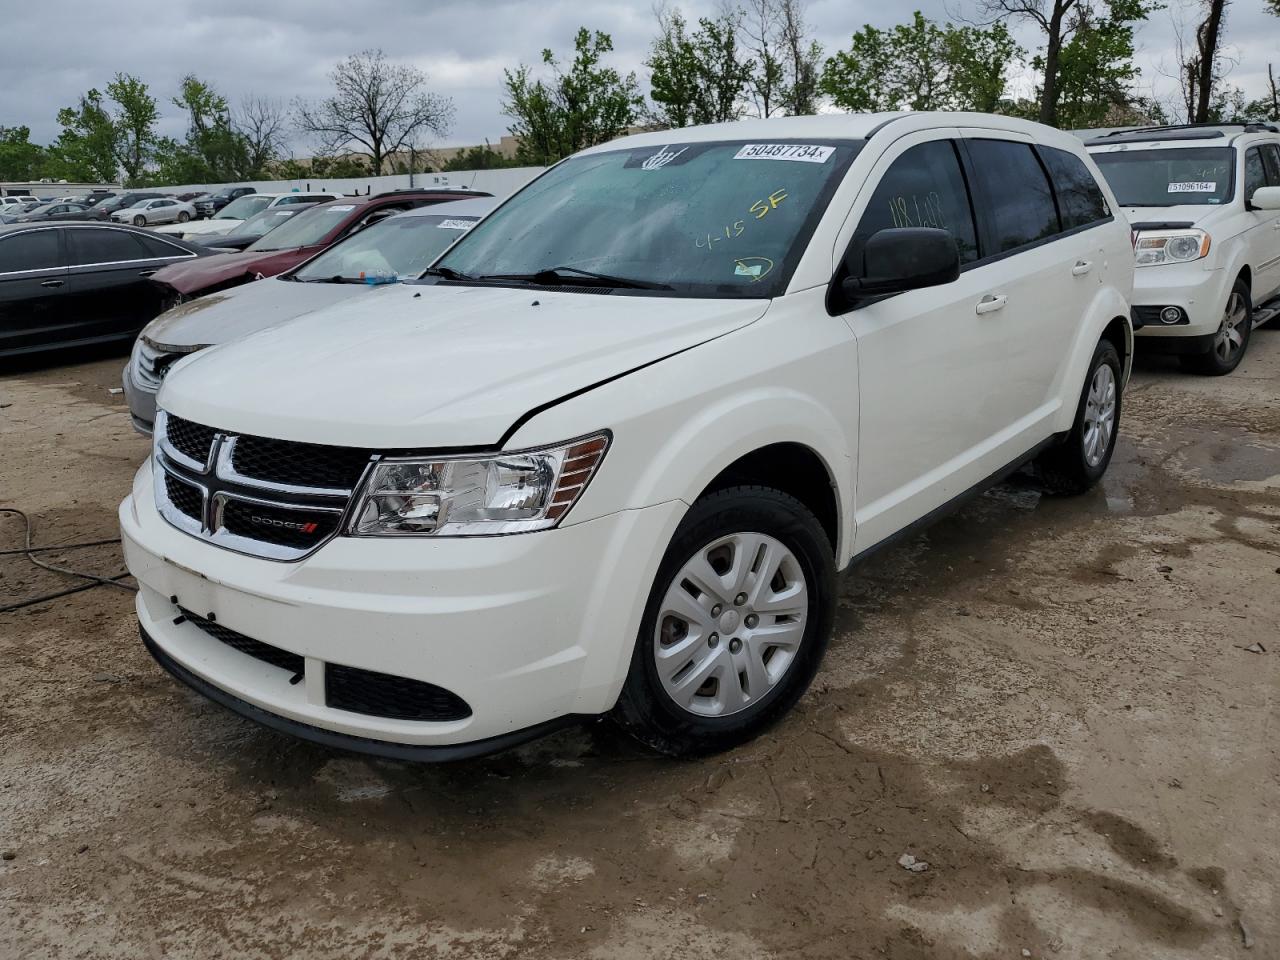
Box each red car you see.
[150,189,491,299]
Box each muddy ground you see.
[1,334,1277,960]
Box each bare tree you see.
[295,49,455,175]
[738,0,820,117]
[235,95,287,175]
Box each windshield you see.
[436,139,860,297]
[246,203,352,251]
[216,195,272,220]
[231,207,300,239]
[1092,147,1234,207]
[293,212,480,281]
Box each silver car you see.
[111,198,197,227]
[123,196,497,433]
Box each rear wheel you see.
[177,210,190,223]
[613,486,835,757]
[1181,280,1252,375]
[133,214,147,227]
[1035,338,1122,495]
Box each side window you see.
[66,228,148,266]
[133,233,193,259]
[966,139,1061,253]
[1261,144,1280,186]
[850,139,979,266]
[1244,148,1267,203]
[1040,147,1111,231]
[0,230,59,273]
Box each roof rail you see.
[369,187,486,199]
[1087,121,1279,143]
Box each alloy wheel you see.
[1214,291,1249,363]
[653,532,808,717]
[1082,362,1117,468]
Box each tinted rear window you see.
[67,228,147,265]
[1041,148,1111,230]
[966,139,1060,253]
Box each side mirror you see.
[841,227,961,300]
[1250,186,1280,211]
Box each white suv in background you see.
[156,192,344,240]
[1088,123,1280,375]
[120,113,1135,760]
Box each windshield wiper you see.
[422,266,474,281]
[479,265,672,291]
[296,274,364,284]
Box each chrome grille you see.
[153,409,374,561]
[134,340,183,391]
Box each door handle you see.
[975,294,1008,315]
[40,279,64,288]
[1071,259,1094,277]
[138,270,157,277]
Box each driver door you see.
[835,133,1024,554]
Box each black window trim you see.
[1261,143,1280,186]
[957,137,1116,272]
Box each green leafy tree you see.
[647,9,754,127]
[503,28,643,165]
[51,90,120,182]
[1048,0,1156,129]
[820,13,1021,113]
[442,143,521,171]
[107,73,160,184]
[0,126,46,181]
[153,75,251,184]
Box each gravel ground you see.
[1,334,1277,960]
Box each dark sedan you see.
[0,223,213,358]
[7,201,109,224]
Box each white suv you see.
[1088,123,1280,374]
[120,113,1135,759]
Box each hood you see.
[151,247,318,295]
[160,283,769,448]
[1116,204,1222,229]
[171,218,242,237]
[141,276,369,349]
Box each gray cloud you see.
[1,0,1277,157]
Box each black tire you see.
[1180,279,1252,376]
[177,210,190,223]
[613,485,835,757]
[1035,339,1122,495]
[133,214,147,227]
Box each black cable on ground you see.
[0,507,137,614]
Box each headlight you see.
[1134,230,1210,267]
[349,433,610,537]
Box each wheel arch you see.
[1053,285,1133,433]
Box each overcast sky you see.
[2,0,1278,155]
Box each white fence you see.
[158,166,545,200]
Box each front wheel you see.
[1181,280,1252,376]
[613,486,835,757]
[133,214,147,227]
[1035,339,1122,495]
[177,210,190,223]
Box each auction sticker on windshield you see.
[734,144,834,163]
[436,219,475,230]
[1167,182,1217,193]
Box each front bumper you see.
[121,361,156,435]
[1132,263,1228,341]
[120,460,684,756]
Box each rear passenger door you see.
[0,228,70,354]
[960,135,1094,429]
[63,227,193,339]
